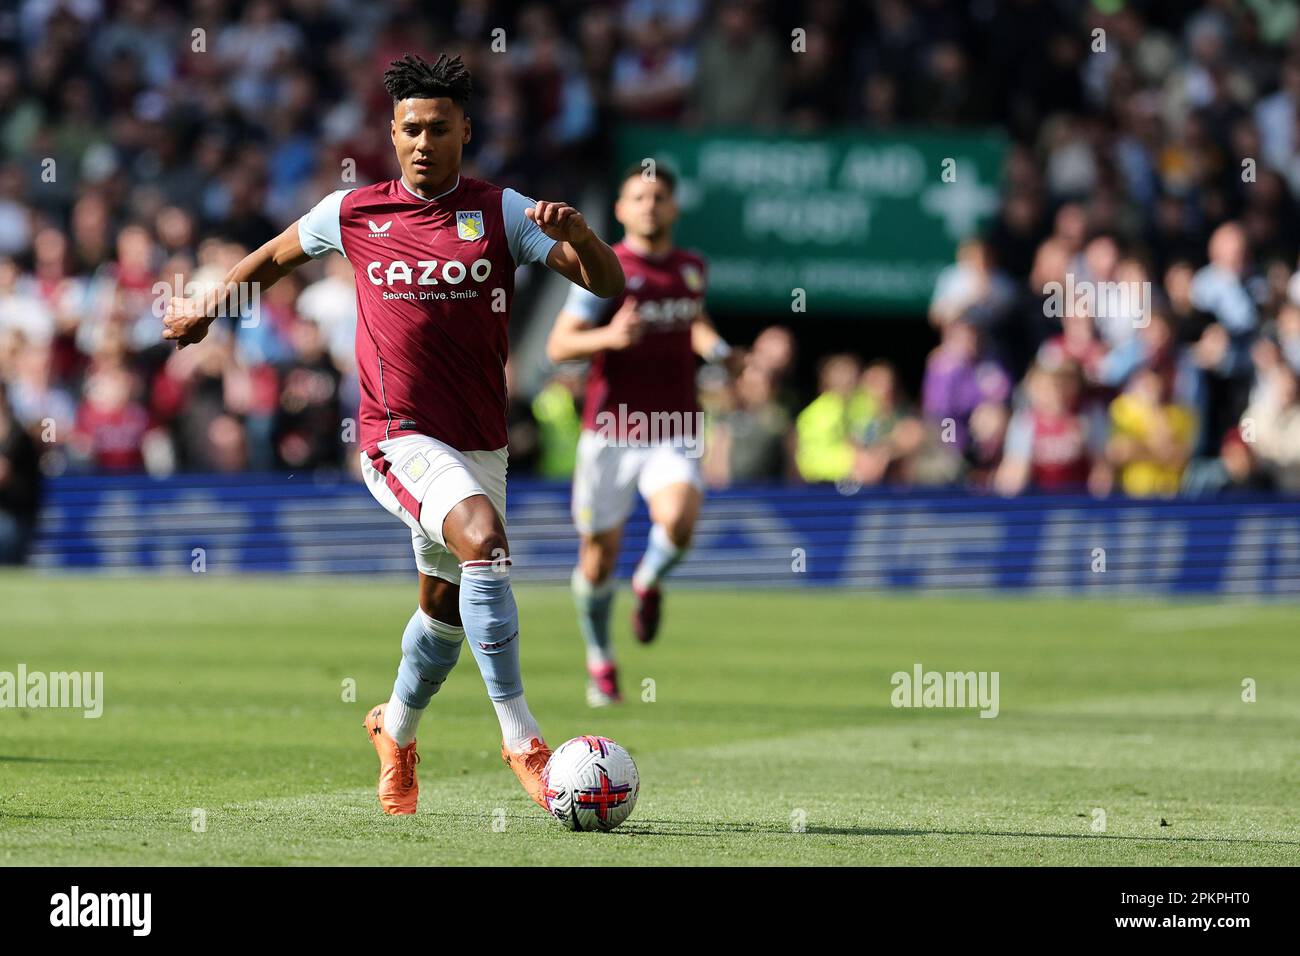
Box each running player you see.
[546,165,732,706]
[162,53,623,813]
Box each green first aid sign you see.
[615,127,1007,315]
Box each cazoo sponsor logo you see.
[366,258,493,288]
[635,297,701,328]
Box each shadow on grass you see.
[623,819,1300,846]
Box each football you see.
[542,736,640,832]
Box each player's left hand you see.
[162,296,213,349]
[526,201,594,245]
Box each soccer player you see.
[162,54,623,814]
[546,165,732,706]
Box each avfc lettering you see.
[366,257,493,287]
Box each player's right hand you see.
[604,297,644,351]
[162,297,212,349]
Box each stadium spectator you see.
[0,385,40,563]
[0,256,54,346]
[529,368,583,479]
[703,358,792,486]
[1098,311,1202,445]
[746,324,799,416]
[503,358,542,477]
[512,4,596,154]
[928,238,1018,333]
[1190,223,1260,359]
[272,320,341,471]
[216,0,305,118]
[852,360,925,487]
[295,252,357,375]
[4,338,76,440]
[1242,364,1300,492]
[621,0,704,50]
[1274,301,1300,373]
[611,12,694,122]
[1181,425,1265,496]
[966,397,1010,489]
[72,365,150,473]
[785,22,852,130]
[1104,367,1197,498]
[1036,305,1110,406]
[151,331,242,473]
[688,0,780,126]
[994,362,1101,496]
[794,353,869,483]
[921,318,1012,455]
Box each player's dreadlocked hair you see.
[383,53,473,108]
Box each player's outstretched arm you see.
[526,200,624,299]
[162,221,313,349]
[546,297,643,363]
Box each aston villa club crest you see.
[402,453,429,481]
[456,210,484,241]
[680,263,703,292]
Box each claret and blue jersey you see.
[297,175,557,455]
[562,240,709,438]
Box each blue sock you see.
[632,524,687,592]
[459,561,524,701]
[394,609,464,708]
[460,559,542,749]
[571,567,616,664]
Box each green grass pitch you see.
[1,573,1296,866]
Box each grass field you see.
[0,573,1296,866]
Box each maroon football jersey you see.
[565,242,707,437]
[1028,410,1090,488]
[297,176,557,454]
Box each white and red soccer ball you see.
[542,736,639,832]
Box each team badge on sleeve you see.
[456,210,484,241]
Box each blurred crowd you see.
[4,0,1300,562]
[816,0,1300,503]
[753,210,1300,500]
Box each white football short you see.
[361,433,508,584]
[571,429,703,535]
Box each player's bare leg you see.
[364,574,465,815]
[632,482,702,643]
[575,526,624,706]
[442,494,551,809]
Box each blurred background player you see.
[546,165,732,706]
[162,54,623,813]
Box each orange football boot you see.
[364,703,420,815]
[501,737,552,810]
